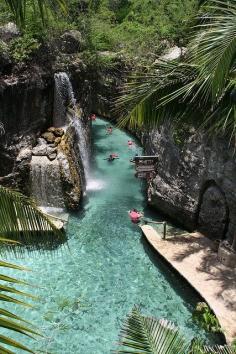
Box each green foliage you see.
[0,260,38,353]
[116,306,187,353]
[0,185,65,254]
[0,185,66,353]
[117,0,236,144]
[9,32,40,62]
[0,39,9,53]
[116,306,234,353]
[0,0,198,63]
[86,0,197,56]
[192,302,223,334]
[172,124,195,148]
[0,1,12,25]
[3,0,67,29]
[232,339,236,351]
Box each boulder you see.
[54,137,61,145]
[47,127,64,137]
[47,146,57,155]
[41,132,56,143]
[32,144,47,156]
[48,152,57,161]
[37,137,47,146]
[0,22,20,42]
[16,148,32,162]
[59,30,84,54]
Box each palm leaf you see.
[0,335,34,353]
[0,186,67,352]
[0,185,66,252]
[115,306,187,353]
[189,0,236,102]
[115,308,236,354]
[190,339,235,354]
[0,260,39,353]
[116,0,236,142]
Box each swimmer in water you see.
[107,126,113,134]
[105,154,119,161]
[128,209,143,223]
[128,140,135,147]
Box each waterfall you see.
[31,156,65,208]
[73,117,90,179]
[53,72,75,128]
[53,72,90,179]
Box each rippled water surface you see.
[4,118,218,353]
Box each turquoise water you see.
[3,118,218,353]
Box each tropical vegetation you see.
[117,0,236,144]
[3,0,67,28]
[0,185,64,353]
[0,0,198,61]
[115,307,235,353]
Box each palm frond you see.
[116,61,203,130]
[115,306,187,353]
[0,185,68,353]
[189,0,236,102]
[0,260,39,353]
[115,308,236,354]
[190,338,235,354]
[0,185,66,252]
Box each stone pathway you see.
[141,224,236,343]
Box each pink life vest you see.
[129,211,140,223]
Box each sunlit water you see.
[3,119,219,353]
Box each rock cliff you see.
[144,126,236,247]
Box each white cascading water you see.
[31,156,65,208]
[53,72,75,128]
[53,72,90,179]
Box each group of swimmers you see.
[90,113,143,223]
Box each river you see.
[3,118,217,353]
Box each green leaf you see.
[115,306,187,353]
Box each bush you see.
[9,33,40,62]
[192,302,223,334]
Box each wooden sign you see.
[135,165,155,172]
[134,156,158,162]
[135,171,155,179]
[134,156,157,176]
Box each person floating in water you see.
[128,140,135,147]
[128,209,143,223]
[106,126,113,134]
[91,114,96,121]
[105,154,119,162]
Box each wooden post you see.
[163,222,167,240]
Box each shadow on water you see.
[140,235,225,345]
[2,229,68,254]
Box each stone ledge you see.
[140,224,236,344]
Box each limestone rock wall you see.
[144,127,236,247]
[0,70,53,186]
[0,67,88,210]
[0,73,53,137]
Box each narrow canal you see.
[5,118,216,353]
